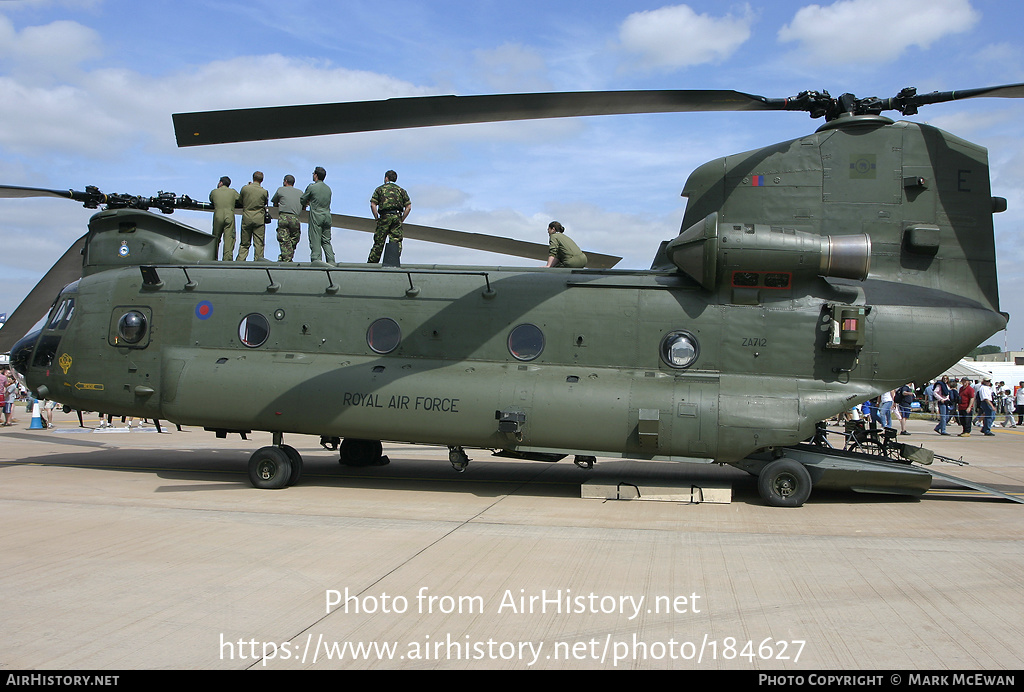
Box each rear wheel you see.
[758,459,812,507]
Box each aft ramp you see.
[778,443,1024,504]
[924,466,1024,504]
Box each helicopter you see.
[2,83,1019,506]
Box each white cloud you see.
[0,16,102,81]
[0,77,129,158]
[778,0,980,64]
[0,51,432,159]
[0,38,588,165]
[618,4,755,72]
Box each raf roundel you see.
[195,300,214,320]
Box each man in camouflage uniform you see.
[301,166,334,263]
[236,171,269,261]
[368,170,411,263]
[209,176,239,260]
[271,174,302,262]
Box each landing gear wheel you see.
[758,459,812,507]
[340,438,387,466]
[248,446,293,489]
[573,455,596,469]
[280,444,303,486]
[448,446,470,472]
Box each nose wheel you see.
[248,445,303,489]
[247,433,304,488]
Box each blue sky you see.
[2,0,1024,350]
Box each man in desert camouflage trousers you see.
[368,170,411,263]
[272,174,302,262]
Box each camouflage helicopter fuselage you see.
[15,115,1006,471]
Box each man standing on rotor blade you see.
[209,176,239,261]
[236,171,268,261]
[368,170,411,264]
[272,174,302,262]
[301,166,335,263]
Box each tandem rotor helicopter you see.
[2,83,1022,506]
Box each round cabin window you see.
[117,311,148,345]
[367,317,402,354]
[508,324,545,361]
[239,313,270,348]
[660,331,699,369]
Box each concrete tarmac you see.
[1,410,1023,670]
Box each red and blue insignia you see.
[195,300,213,320]
[751,175,765,186]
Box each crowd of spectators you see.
[847,377,1024,438]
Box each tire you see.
[758,459,812,507]
[248,446,293,489]
[280,444,303,486]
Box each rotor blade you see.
[0,234,87,353]
[954,82,1024,99]
[901,81,1024,108]
[0,185,84,201]
[252,208,620,268]
[173,90,782,146]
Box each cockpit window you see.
[33,335,62,368]
[47,298,75,330]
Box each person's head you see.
[252,171,264,183]
[219,176,231,188]
[314,166,327,181]
[385,170,398,183]
[547,221,564,235]
[284,174,295,186]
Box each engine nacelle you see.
[666,212,871,291]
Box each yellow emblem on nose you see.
[59,353,72,375]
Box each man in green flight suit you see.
[368,170,411,264]
[209,176,239,261]
[301,166,334,263]
[271,174,302,262]
[236,171,269,261]
[545,221,587,268]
